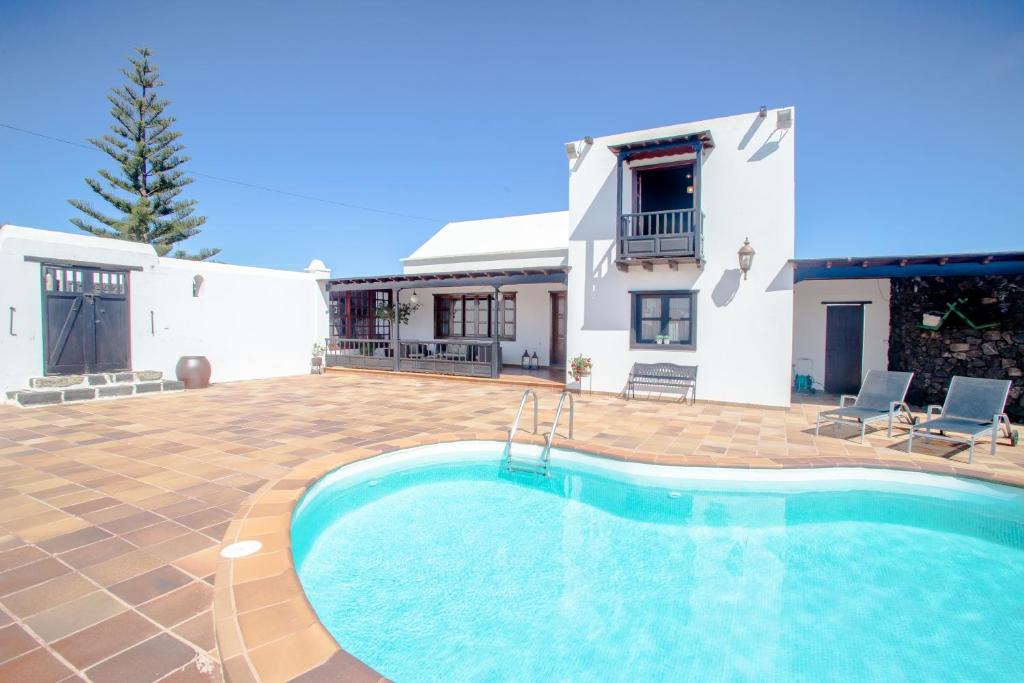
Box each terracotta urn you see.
[175,356,212,389]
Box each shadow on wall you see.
[748,127,790,162]
[572,169,622,331]
[737,114,764,151]
[711,269,741,307]
[766,262,794,293]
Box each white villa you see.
[3,107,1022,413]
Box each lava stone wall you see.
[888,275,1024,421]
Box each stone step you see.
[28,370,164,390]
[9,375,184,407]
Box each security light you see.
[776,109,792,129]
[738,238,756,279]
[565,137,593,161]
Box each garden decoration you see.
[918,298,999,332]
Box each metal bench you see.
[626,363,697,404]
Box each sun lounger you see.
[908,376,1019,462]
[815,370,915,443]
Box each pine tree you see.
[69,47,218,260]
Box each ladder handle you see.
[544,391,575,461]
[507,389,539,450]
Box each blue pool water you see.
[292,443,1024,682]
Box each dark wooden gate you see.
[43,265,130,375]
[824,304,864,395]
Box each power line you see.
[0,122,443,223]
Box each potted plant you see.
[569,354,592,393]
[311,342,325,374]
[655,334,671,345]
[374,301,421,326]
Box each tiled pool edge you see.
[214,430,1024,683]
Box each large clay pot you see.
[176,356,212,389]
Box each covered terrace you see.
[325,266,569,383]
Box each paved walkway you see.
[1,372,1021,682]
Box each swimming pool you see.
[291,441,1024,682]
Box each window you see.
[434,293,515,340]
[631,291,696,349]
[330,290,392,339]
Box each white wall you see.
[566,109,796,406]
[0,225,329,398]
[792,278,891,390]
[397,283,566,367]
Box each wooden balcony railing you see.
[325,338,501,378]
[618,208,700,260]
[324,338,394,371]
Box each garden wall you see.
[888,275,1024,421]
[0,224,331,399]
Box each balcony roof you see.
[328,266,569,292]
[793,251,1024,282]
[608,130,715,162]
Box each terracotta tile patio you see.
[1,371,1022,682]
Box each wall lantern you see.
[192,274,204,297]
[738,238,755,279]
[521,350,531,369]
[409,290,419,306]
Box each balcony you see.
[609,130,712,272]
[617,208,702,269]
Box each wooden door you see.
[43,265,130,375]
[824,305,863,395]
[550,292,567,367]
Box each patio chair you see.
[815,370,915,444]
[907,376,1020,463]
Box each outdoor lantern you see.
[738,238,755,279]
[521,350,530,369]
[531,352,539,370]
[409,290,419,306]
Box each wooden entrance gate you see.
[42,265,131,375]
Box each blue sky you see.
[1,0,1021,274]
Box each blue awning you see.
[793,252,1024,282]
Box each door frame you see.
[823,302,865,395]
[40,263,133,376]
[549,291,567,368]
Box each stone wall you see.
[888,275,1024,421]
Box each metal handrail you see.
[506,389,538,453]
[543,391,575,463]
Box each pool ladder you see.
[504,389,575,477]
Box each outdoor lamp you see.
[409,290,419,306]
[738,238,755,280]
[521,350,530,369]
